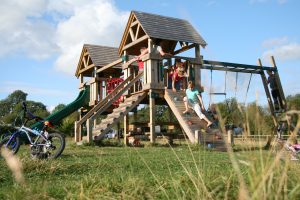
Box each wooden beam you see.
[96,58,123,73]
[130,20,139,28]
[203,60,276,72]
[149,90,156,143]
[258,59,276,124]
[173,43,196,55]
[78,63,95,75]
[129,28,135,42]
[135,24,140,40]
[270,56,287,110]
[83,56,88,68]
[122,35,149,52]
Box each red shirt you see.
[173,71,184,81]
[137,60,144,70]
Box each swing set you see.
[199,57,286,148]
[208,67,253,109]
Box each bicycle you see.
[0,102,65,159]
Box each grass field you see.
[1,138,300,200]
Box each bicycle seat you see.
[25,111,44,122]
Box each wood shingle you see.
[84,44,120,67]
[133,11,207,47]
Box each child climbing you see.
[267,70,283,111]
[183,81,212,127]
[172,60,186,91]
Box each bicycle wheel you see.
[45,133,65,159]
[0,135,20,155]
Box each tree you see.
[0,91,49,127]
[52,104,66,114]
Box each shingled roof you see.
[119,11,207,55]
[133,11,207,46]
[75,44,121,77]
[84,44,120,67]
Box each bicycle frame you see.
[5,125,49,147]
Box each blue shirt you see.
[186,88,200,104]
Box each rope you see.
[234,72,238,98]
[244,73,253,105]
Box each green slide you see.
[31,85,90,131]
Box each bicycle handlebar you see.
[21,101,45,122]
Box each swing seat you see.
[209,92,227,95]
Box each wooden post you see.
[194,45,201,89]
[117,122,121,142]
[270,56,287,110]
[227,129,234,145]
[149,90,156,143]
[258,59,277,125]
[124,114,129,145]
[86,118,93,143]
[146,39,154,85]
[195,130,200,144]
[258,58,277,148]
[99,80,103,101]
[74,121,80,142]
[123,50,129,145]
[80,74,83,84]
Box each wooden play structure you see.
[73,11,286,149]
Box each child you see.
[183,81,213,127]
[285,142,300,161]
[267,70,283,110]
[172,61,186,91]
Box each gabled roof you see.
[118,11,207,55]
[75,44,121,77]
[84,44,120,67]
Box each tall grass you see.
[0,109,300,199]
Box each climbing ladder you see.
[75,72,144,142]
[93,92,147,140]
[258,57,286,117]
[164,89,226,151]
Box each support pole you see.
[123,50,129,145]
[227,129,234,145]
[74,121,80,143]
[258,59,278,148]
[194,45,201,89]
[86,118,93,143]
[124,114,129,145]
[149,90,156,143]
[270,56,287,110]
[195,130,200,144]
[258,59,276,123]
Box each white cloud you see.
[0,0,129,74]
[0,0,59,59]
[262,43,300,62]
[54,0,129,74]
[261,37,289,49]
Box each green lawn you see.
[1,139,300,200]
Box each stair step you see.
[107,113,123,119]
[101,117,114,124]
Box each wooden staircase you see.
[93,92,147,141]
[75,72,143,138]
[164,89,226,150]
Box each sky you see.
[0,0,299,111]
